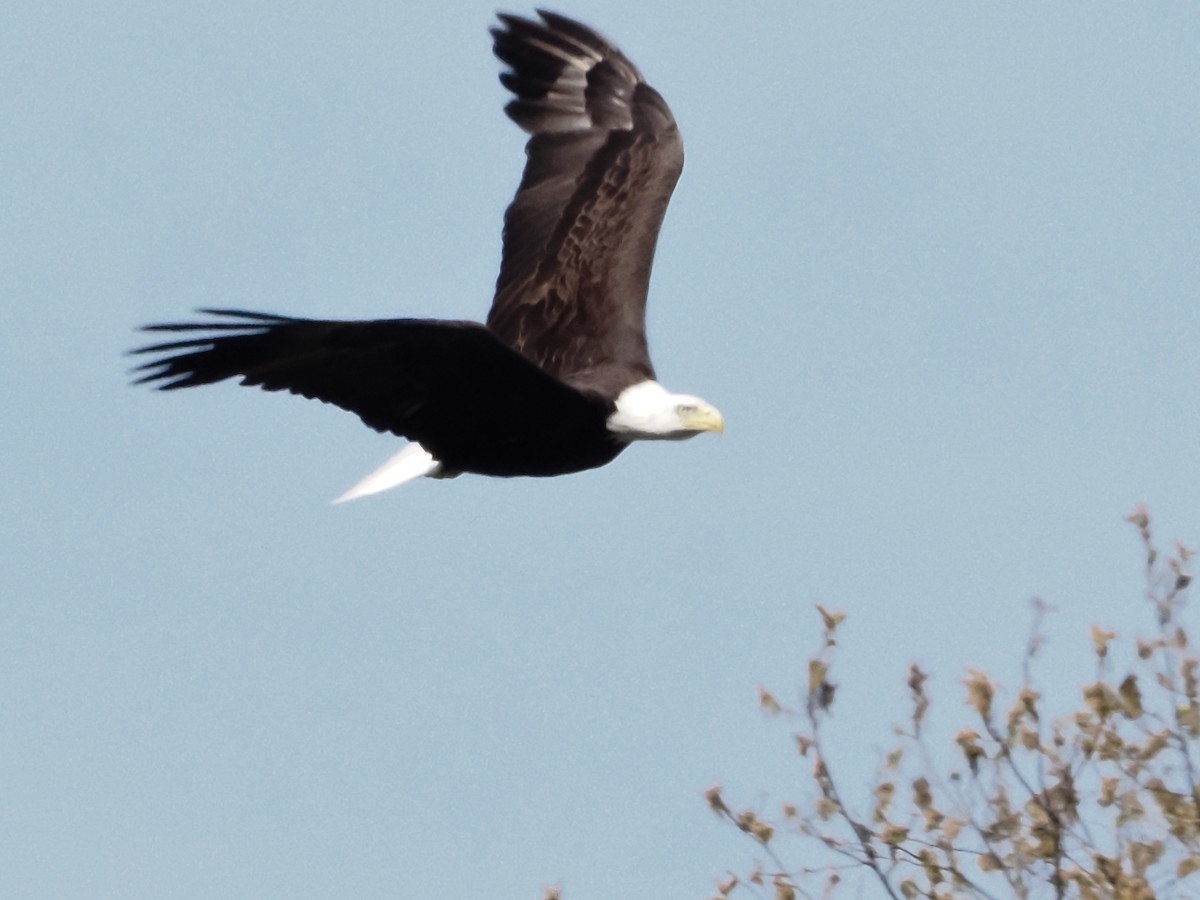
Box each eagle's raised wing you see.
[488,11,683,387]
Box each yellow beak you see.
[684,404,725,434]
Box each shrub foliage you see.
[709,508,1199,899]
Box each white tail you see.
[333,443,442,503]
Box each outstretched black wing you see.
[131,309,615,473]
[489,11,683,387]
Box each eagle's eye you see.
[677,404,697,416]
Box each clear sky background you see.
[4,2,1199,898]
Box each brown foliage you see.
[710,509,1200,899]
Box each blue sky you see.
[3,2,1199,898]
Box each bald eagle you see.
[132,10,723,501]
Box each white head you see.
[606,380,724,441]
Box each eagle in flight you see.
[132,10,723,501]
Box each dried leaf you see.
[1138,730,1169,760]
[750,820,774,844]
[1098,776,1120,807]
[1094,853,1120,885]
[982,810,1019,842]
[815,680,836,711]
[940,817,962,842]
[1097,729,1125,761]
[1184,658,1199,699]
[759,686,782,716]
[1118,675,1143,718]
[978,853,1002,872]
[1129,840,1164,876]
[704,784,730,816]
[816,604,845,631]
[1146,778,1200,842]
[873,781,895,822]
[1179,855,1200,879]
[1018,726,1039,750]
[1117,788,1146,827]
[1083,682,1122,719]
[963,669,994,720]
[908,664,930,728]
[913,777,933,811]
[1090,625,1117,657]
[955,729,985,774]
[918,848,943,884]
[1184,702,1200,737]
[808,659,828,697]
[1125,505,1149,530]
[921,805,945,831]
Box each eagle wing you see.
[488,11,684,387]
[131,309,607,463]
